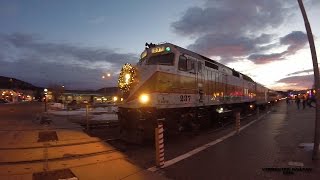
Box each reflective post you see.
[155,118,165,167]
[86,104,89,131]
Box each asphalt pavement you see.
[160,101,320,179]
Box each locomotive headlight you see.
[113,96,118,102]
[139,94,150,104]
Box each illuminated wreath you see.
[118,63,137,92]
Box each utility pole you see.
[297,0,320,160]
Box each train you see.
[117,43,281,143]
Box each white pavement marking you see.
[288,161,304,167]
[147,111,270,172]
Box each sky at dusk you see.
[0,0,319,90]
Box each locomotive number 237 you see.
[180,95,191,102]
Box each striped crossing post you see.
[235,112,240,134]
[86,104,89,131]
[155,118,165,168]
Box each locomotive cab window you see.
[178,55,187,71]
[179,55,196,72]
[187,59,195,72]
[146,53,174,65]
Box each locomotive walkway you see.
[157,101,320,179]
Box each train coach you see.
[117,43,279,142]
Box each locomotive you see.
[117,43,279,142]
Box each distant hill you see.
[0,76,119,94]
[0,76,42,90]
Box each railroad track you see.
[79,121,119,129]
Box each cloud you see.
[280,31,308,54]
[172,0,290,64]
[248,52,285,64]
[0,33,138,89]
[248,31,308,64]
[172,0,286,36]
[287,69,313,76]
[276,74,314,89]
[188,33,274,59]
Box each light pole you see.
[297,0,320,160]
[102,73,112,102]
[44,88,48,112]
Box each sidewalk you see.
[0,110,167,180]
[161,101,320,179]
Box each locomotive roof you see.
[166,43,255,83]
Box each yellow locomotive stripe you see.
[127,71,259,102]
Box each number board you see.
[179,95,191,103]
[151,46,165,54]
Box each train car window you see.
[178,55,187,71]
[147,53,174,65]
[205,61,218,70]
